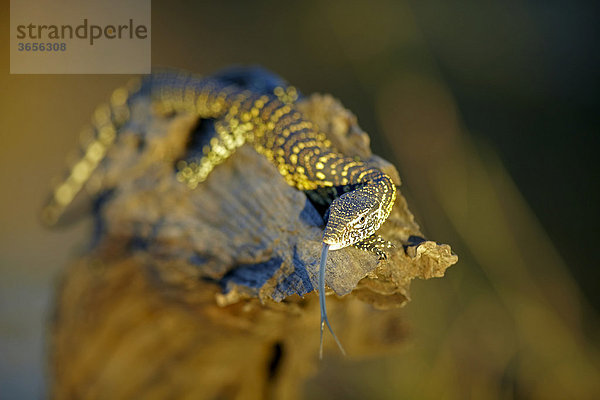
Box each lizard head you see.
[322,189,383,250]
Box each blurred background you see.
[1,0,599,398]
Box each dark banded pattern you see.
[43,69,398,358]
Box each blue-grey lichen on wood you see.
[93,89,456,309]
[49,69,457,399]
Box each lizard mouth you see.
[322,224,348,250]
[322,239,343,251]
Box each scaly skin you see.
[43,69,397,358]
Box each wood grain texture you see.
[49,90,457,399]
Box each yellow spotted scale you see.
[42,69,397,359]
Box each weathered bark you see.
[50,91,457,399]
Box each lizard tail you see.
[41,78,141,227]
[319,243,346,359]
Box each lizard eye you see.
[353,216,366,228]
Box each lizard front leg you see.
[353,233,394,260]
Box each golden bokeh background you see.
[1,1,599,398]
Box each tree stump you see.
[49,80,457,399]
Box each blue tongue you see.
[319,243,346,359]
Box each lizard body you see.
[43,69,397,358]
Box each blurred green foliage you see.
[1,0,598,398]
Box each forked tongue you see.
[319,242,346,359]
